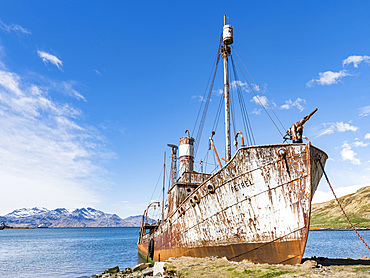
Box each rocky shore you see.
[91,256,370,277]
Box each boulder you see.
[132,263,147,272]
[108,265,120,274]
[130,272,143,278]
[301,260,318,268]
[145,262,153,268]
[142,267,154,276]
[121,267,132,274]
[153,262,165,276]
[165,269,177,276]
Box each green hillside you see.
[310,186,370,228]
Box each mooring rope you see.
[318,160,370,252]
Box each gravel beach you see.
[91,256,370,277]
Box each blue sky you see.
[0,1,370,217]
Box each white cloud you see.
[0,19,31,35]
[0,67,113,215]
[353,141,368,147]
[280,98,306,112]
[191,95,205,102]
[252,84,260,91]
[315,122,358,138]
[26,74,86,102]
[61,81,86,102]
[251,95,268,106]
[365,133,370,140]
[231,80,249,92]
[313,184,368,204]
[341,142,360,165]
[37,51,63,70]
[342,55,370,68]
[359,105,370,117]
[0,70,23,96]
[214,89,223,96]
[251,108,261,115]
[335,122,358,132]
[306,70,350,87]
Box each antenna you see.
[167,144,178,190]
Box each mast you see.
[222,15,233,161]
[162,151,166,221]
[167,144,178,189]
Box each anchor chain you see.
[318,160,370,252]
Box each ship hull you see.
[138,143,327,264]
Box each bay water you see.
[1,228,370,278]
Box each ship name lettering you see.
[231,179,253,192]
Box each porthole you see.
[179,207,185,216]
[208,184,215,194]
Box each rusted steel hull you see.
[138,143,327,264]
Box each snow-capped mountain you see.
[0,207,143,228]
[6,207,50,218]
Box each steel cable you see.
[318,160,370,252]
[232,46,286,137]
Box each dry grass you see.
[164,256,370,277]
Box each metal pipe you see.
[223,15,232,161]
[234,131,245,148]
[209,131,222,168]
[162,152,166,221]
[223,47,231,161]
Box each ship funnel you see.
[179,136,194,178]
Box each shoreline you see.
[310,227,370,231]
[91,256,370,277]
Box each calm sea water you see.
[1,228,370,278]
[304,230,370,258]
[0,227,140,278]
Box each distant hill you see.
[0,207,144,228]
[311,186,370,228]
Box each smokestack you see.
[178,136,194,178]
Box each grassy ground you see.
[310,186,370,229]
[164,257,370,277]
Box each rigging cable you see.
[230,54,255,146]
[192,49,219,137]
[318,160,370,252]
[226,53,237,141]
[232,46,286,132]
[148,167,164,204]
[229,75,237,143]
[193,33,223,157]
[231,46,285,138]
[212,92,224,133]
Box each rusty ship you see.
[138,16,328,265]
